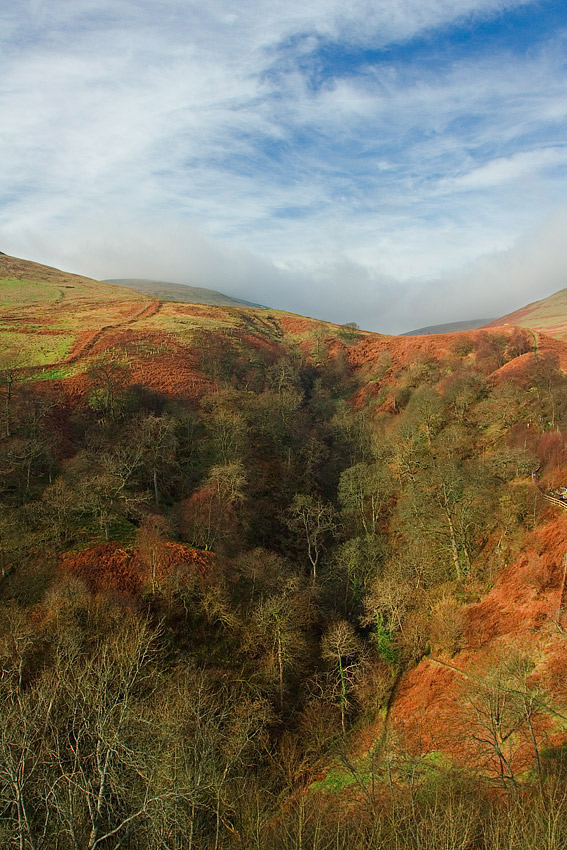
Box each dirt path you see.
[126,300,161,324]
[528,328,539,354]
[66,326,113,363]
[65,300,162,364]
[531,473,567,512]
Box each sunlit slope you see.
[0,253,373,382]
[485,288,567,340]
[0,253,143,303]
[0,253,150,368]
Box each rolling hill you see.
[0,253,370,387]
[486,287,567,340]
[105,277,266,308]
[402,318,495,335]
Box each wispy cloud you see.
[0,0,565,332]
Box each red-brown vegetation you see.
[59,540,214,595]
[5,254,567,848]
[386,513,567,770]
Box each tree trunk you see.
[558,552,567,628]
[5,371,13,438]
[339,657,346,735]
[277,632,284,711]
[188,801,196,850]
[153,468,159,506]
[445,511,462,581]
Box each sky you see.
[0,0,565,333]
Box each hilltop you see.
[105,277,266,308]
[0,252,141,301]
[402,318,495,335]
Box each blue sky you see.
[0,0,565,332]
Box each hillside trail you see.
[355,667,404,767]
[528,328,539,354]
[65,299,162,364]
[428,656,567,722]
[532,471,567,512]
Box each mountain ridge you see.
[104,277,266,309]
[401,318,495,336]
[485,287,567,340]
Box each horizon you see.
[1,0,565,333]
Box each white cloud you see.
[0,0,565,333]
[443,147,567,191]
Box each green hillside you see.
[486,287,567,339]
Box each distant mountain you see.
[485,288,567,340]
[401,318,495,336]
[105,278,265,309]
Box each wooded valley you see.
[2,291,567,849]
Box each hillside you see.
[0,253,149,369]
[2,255,567,849]
[402,318,495,335]
[0,252,138,296]
[105,277,266,308]
[486,287,567,340]
[0,253,365,384]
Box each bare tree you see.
[321,620,363,734]
[0,368,16,438]
[244,578,312,709]
[285,494,337,580]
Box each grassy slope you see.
[486,288,567,340]
[0,254,140,299]
[0,253,371,376]
[0,254,149,367]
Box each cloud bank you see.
[0,0,565,332]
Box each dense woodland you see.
[2,323,567,849]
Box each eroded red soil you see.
[387,514,567,769]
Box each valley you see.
[2,255,567,849]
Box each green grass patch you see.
[0,278,62,306]
[310,767,362,795]
[310,749,453,797]
[0,332,75,368]
[27,364,77,382]
[173,316,232,331]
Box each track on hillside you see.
[64,300,162,364]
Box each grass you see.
[0,279,62,306]
[155,315,232,332]
[27,364,78,382]
[310,749,452,796]
[0,332,75,368]
[497,289,567,340]
[310,767,362,794]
